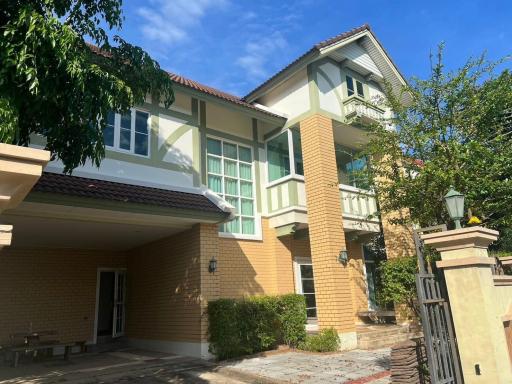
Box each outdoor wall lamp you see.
[208,257,217,273]
[338,250,348,265]
[444,186,465,229]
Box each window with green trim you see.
[267,128,304,182]
[207,138,256,235]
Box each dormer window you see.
[346,75,364,98]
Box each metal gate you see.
[414,225,463,384]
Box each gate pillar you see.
[422,226,512,384]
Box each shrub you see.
[378,256,419,317]
[298,328,340,352]
[208,294,307,360]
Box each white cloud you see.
[236,32,288,79]
[137,0,228,44]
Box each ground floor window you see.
[294,259,317,319]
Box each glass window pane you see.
[224,178,238,195]
[134,132,148,156]
[346,76,354,97]
[207,138,222,155]
[208,175,222,193]
[223,142,237,159]
[242,218,255,234]
[207,156,221,174]
[121,113,131,129]
[120,129,131,150]
[267,132,290,182]
[307,308,317,318]
[304,293,316,308]
[241,199,253,216]
[292,128,303,176]
[103,112,115,147]
[239,146,252,162]
[224,160,238,177]
[240,181,253,198]
[335,145,353,185]
[302,279,315,294]
[135,111,149,133]
[356,81,364,98]
[300,264,314,278]
[225,197,239,213]
[225,216,240,233]
[239,163,252,180]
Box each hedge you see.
[208,294,307,360]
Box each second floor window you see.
[103,109,150,157]
[207,138,256,235]
[335,144,370,189]
[346,75,365,98]
[266,128,303,183]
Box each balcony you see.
[339,184,380,233]
[343,96,385,124]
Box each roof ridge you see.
[86,43,283,119]
[243,24,371,101]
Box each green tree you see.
[364,47,512,230]
[0,1,174,172]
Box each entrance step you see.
[88,337,129,353]
[357,324,420,349]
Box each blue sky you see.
[116,0,511,97]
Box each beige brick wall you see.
[381,209,416,259]
[0,248,126,345]
[299,114,355,333]
[127,225,204,343]
[347,240,369,322]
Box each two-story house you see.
[0,24,415,358]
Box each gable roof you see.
[243,24,407,102]
[87,44,285,120]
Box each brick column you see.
[198,223,220,358]
[299,114,356,348]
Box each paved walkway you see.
[222,348,391,384]
[0,348,391,384]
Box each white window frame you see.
[293,257,318,320]
[265,128,305,187]
[206,135,261,240]
[362,244,378,310]
[105,108,151,158]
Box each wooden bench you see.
[7,331,86,367]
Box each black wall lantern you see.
[208,256,217,273]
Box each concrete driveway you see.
[0,347,391,384]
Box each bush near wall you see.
[298,328,340,352]
[208,294,307,360]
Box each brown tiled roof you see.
[33,172,226,214]
[87,44,284,120]
[243,24,371,100]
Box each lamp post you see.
[444,187,465,229]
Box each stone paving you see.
[0,348,391,384]
[221,348,391,384]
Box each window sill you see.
[266,174,304,188]
[105,146,151,159]
[218,232,262,241]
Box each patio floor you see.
[0,347,391,384]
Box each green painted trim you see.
[199,100,207,185]
[288,180,299,207]
[157,124,192,159]
[252,118,262,213]
[26,192,228,221]
[172,84,286,126]
[276,223,297,237]
[263,126,285,141]
[316,67,344,118]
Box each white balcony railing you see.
[343,97,385,122]
[339,184,378,221]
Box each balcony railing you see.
[339,184,378,221]
[343,96,385,123]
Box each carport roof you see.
[33,172,225,214]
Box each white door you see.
[294,258,317,319]
[112,271,126,337]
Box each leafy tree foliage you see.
[0,1,174,172]
[365,47,512,230]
